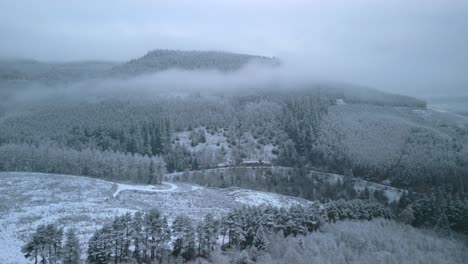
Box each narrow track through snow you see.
[113,181,178,198]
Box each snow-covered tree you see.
[63,229,81,264]
[22,224,63,264]
[172,215,196,261]
[197,213,219,256]
[253,225,269,251]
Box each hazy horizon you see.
[1,0,468,97]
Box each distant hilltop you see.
[0,49,280,83]
[109,49,281,76]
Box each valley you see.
[0,50,466,264]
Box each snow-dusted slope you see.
[0,172,310,264]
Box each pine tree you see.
[48,224,63,264]
[87,225,112,264]
[198,128,207,143]
[21,235,40,264]
[222,210,244,249]
[22,224,64,264]
[131,211,144,261]
[399,205,416,225]
[156,215,171,262]
[148,160,157,184]
[199,213,218,256]
[190,130,198,147]
[144,208,162,261]
[253,225,269,251]
[120,212,132,262]
[172,215,196,260]
[276,139,298,167]
[110,215,125,263]
[144,129,152,156]
[63,229,81,264]
[133,126,145,155]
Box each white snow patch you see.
[336,98,346,105]
[191,185,203,191]
[230,189,313,208]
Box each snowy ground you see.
[174,129,230,154]
[174,128,277,165]
[0,172,311,264]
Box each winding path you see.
[112,181,178,198]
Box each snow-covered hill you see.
[0,172,311,264]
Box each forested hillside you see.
[110,50,280,76]
[1,50,468,264]
[0,85,464,192]
[0,59,117,84]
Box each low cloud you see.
[1,0,467,97]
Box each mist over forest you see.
[0,1,467,264]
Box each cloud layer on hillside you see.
[0,0,467,96]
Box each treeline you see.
[253,220,467,264]
[21,197,468,264]
[66,119,172,157]
[0,99,173,156]
[397,189,468,235]
[22,225,81,264]
[22,200,392,263]
[0,143,165,184]
[85,201,390,263]
[171,167,392,204]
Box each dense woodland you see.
[22,198,468,263]
[22,200,393,264]
[0,89,464,192]
[21,200,468,264]
[0,143,166,184]
[1,84,468,235]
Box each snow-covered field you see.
[0,172,311,264]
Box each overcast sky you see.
[0,0,467,97]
